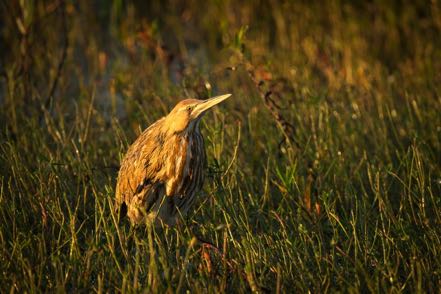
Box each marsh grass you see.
[1,1,440,292]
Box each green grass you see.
[1,0,440,292]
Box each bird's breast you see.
[165,132,205,197]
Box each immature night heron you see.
[115,94,231,226]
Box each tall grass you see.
[1,0,440,292]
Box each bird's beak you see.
[191,94,231,118]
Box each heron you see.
[115,94,231,226]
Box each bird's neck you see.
[176,119,201,137]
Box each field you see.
[1,1,440,292]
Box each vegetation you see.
[1,0,440,292]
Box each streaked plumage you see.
[115,94,231,226]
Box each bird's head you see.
[164,94,231,134]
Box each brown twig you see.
[229,61,300,151]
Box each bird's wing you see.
[115,119,166,215]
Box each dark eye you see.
[187,106,192,111]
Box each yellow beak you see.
[191,94,231,118]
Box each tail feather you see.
[118,202,128,221]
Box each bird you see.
[115,94,231,226]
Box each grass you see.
[1,0,440,292]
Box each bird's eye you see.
[186,106,192,111]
